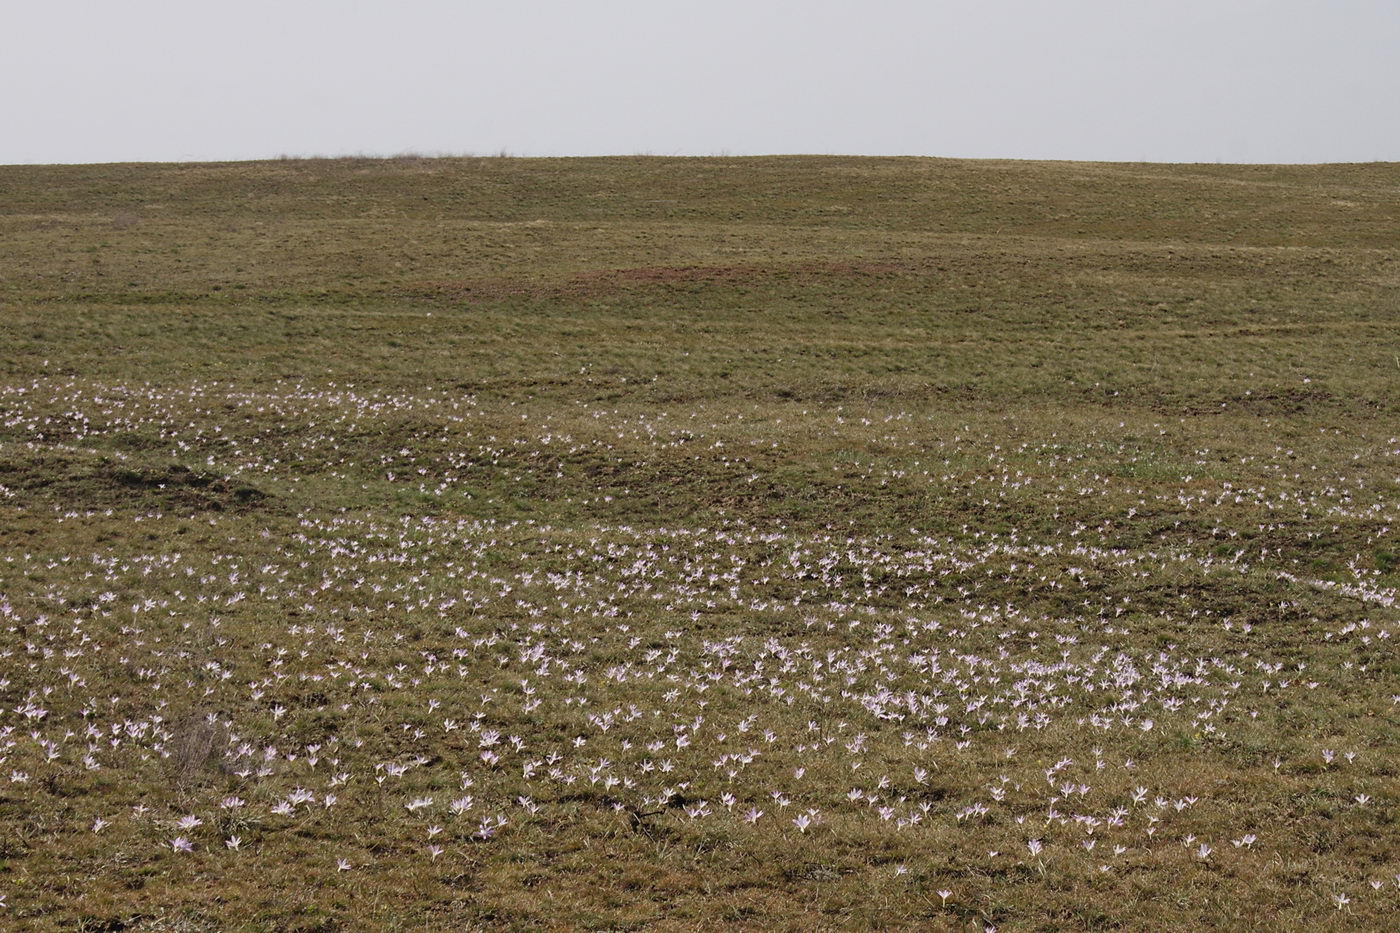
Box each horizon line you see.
[5,151,1399,169]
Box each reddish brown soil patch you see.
[402,259,912,303]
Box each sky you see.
[5,0,1398,165]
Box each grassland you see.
[1,155,1398,931]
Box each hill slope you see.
[1,156,1398,931]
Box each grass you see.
[0,154,1398,931]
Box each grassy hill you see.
[1,156,1398,930]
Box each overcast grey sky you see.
[5,0,1398,165]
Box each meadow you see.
[0,155,1397,931]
